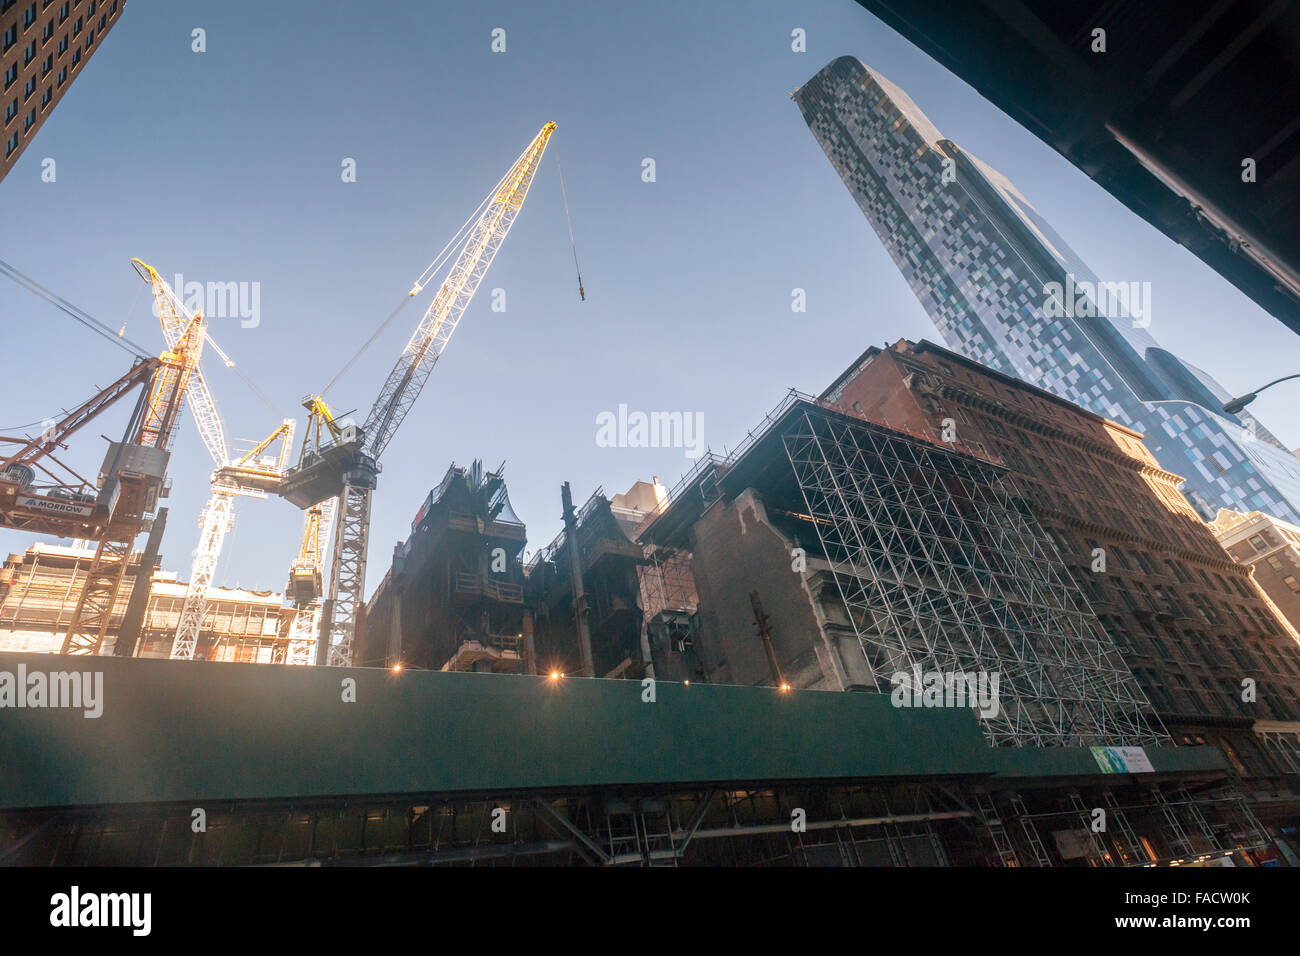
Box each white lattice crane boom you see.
[133,260,297,661]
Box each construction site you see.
[1,122,1298,869]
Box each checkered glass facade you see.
[796,56,1300,524]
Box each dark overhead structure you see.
[854,0,1300,334]
[361,461,528,672]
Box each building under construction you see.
[818,339,1300,833]
[614,479,701,683]
[360,461,529,672]
[641,393,1162,750]
[525,485,647,679]
[628,372,1291,864]
[0,542,292,661]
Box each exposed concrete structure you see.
[0,541,290,660]
[526,486,646,679]
[360,461,528,672]
[606,477,700,683]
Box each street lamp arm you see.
[1223,372,1300,415]
[1252,372,1300,394]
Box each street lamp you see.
[1222,372,1300,415]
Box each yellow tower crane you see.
[277,122,557,666]
[132,260,299,662]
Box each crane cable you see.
[0,257,286,430]
[556,157,585,301]
[202,330,287,420]
[317,157,517,400]
[0,257,153,358]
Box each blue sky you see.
[3,0,1298,594]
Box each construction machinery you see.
[131,261,298,660]
[277,122,556,666]
[58,297,206,655]
[0,357,162,542]
[283,497,335,665]
[0,280,207,655]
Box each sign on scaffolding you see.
[1090,746,1155,774]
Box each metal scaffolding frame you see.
[637,545,697,622]
[779,402,1166,749]
[3,775,1269,867]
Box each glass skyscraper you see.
[796,56,1300,524]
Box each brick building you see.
[820,339,1300,812]
[0,541,290,660]
[1,0,125,180]
[1209,507,1300,640]
[640,392,1162,749]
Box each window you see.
[84,27,93,48]
[3,98,16,122]
[40,53,51,76]
[1,25,16,53]
[1285,576,1300,593]
[42,19,53,43]
[5,131,19,156]
[1248,534,1269,552]
[70,46,79,66]
[39,85,50,107]
[24,38,37,63]
[22,2,37,28]
[72,16,81,38]
[57,33,66,53]
[56,65,65,86]
[58,1,68,23]
[2,63,16,89]
[23,76,35,99]
[24,107,36,130]
[1267,555,1285,571]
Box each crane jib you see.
[290,122,555,667]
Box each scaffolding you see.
[778,399,1166,749]
[637,545,697,621]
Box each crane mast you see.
[279,122,556,666]
[59,306,207,655]
[284,496,336,666]
[133,260,298,661]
